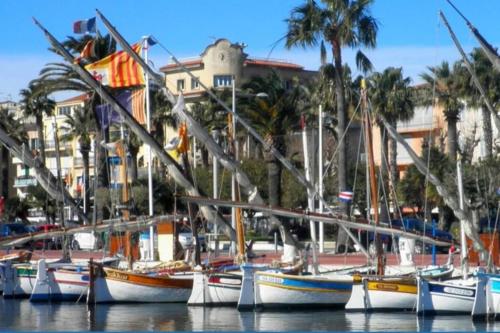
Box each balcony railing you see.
[45,140,72,150]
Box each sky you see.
[1,0,499,102]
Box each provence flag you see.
[338,191,354,202]
[73,17,97,34]
[85,43,145,88]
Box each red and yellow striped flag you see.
[85,43,145,88]
[131,88,145,125]
[176,122,189,154]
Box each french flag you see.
[338,191,353,202]
[73,17,96,34]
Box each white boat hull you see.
[254,272,353,309]
[90,268,192,303]
[188,271,242,306]
[30,260,89,302]
[417,277,486,316]
[346,277,417,311]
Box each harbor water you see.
[1,298,499,331]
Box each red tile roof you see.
[58,93,89,104]
[160,59,203,72]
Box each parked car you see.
[71,231,102,250]
[0,223,31,237]
[363,218,452,255]
[0,223,33,249]
[178,228,206,252]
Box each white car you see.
[178,231,206,252]
[71,231,102,250]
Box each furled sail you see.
[33,18,236,241]
[0,214,182,248]
[0,125,88,224]
[180,196,451,247]
[439,10,500,139]
[93,9,368,257]
[378,114,489,265]
[446,0,500,72]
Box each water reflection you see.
[1,298,500,332]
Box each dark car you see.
[364,218,452,255]
[0,223,32,249]
[0,223,31,237]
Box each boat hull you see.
[91,267,193,303]
[188,271,242,306]
[346,277,417,311]
[31,267,89,302]
[254,272,353,309]
[417,277,479,315]
[1,265,36,298]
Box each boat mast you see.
[32,18,237,242]
[301,113,319,274]
[456,155,468,279]
[52,117,70,260]
[143,36,155,261]
[361,79,384,275]
[93,8,369,258]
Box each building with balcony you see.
[159,38,318,165]
[372,95,499,177]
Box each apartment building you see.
[372,99,498,177]
[159,38,317,163]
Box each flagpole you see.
[144,36,155,261]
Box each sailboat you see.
[416,156,488,317]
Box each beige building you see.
[372,98,498,177]
[159,38,317,164]
[160,39,316,101]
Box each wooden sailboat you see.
[416,156,488,317]
[345,80,455,312]
[250,111,359,310]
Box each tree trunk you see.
[389,120,399,188]
[481,106,493,159]
[82,151,90,217]
[201,147,209,168]
[379,126,391,224]
[389,120,399,219]
[332,41,348,217]
[36,114,46,165]
[447,114,458,162]
[266,157,282,207]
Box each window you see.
[284,80,292,90]
[213,75,232,88]
[59,106,71,115]
[191,77,200,90]
[30,138,39,150]
[177,79,185,92]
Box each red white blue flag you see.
[338,191,353,202]
[73,17,96,34]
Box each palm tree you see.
[60,105,96,216]
[420,61,464,162]
[369,67,414,222]
[0,110,28,198]
[38,34,118,220]
[19,82,56,165]
[240,71,308,207]
[457,48,500,159]
[285,0,378,215]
